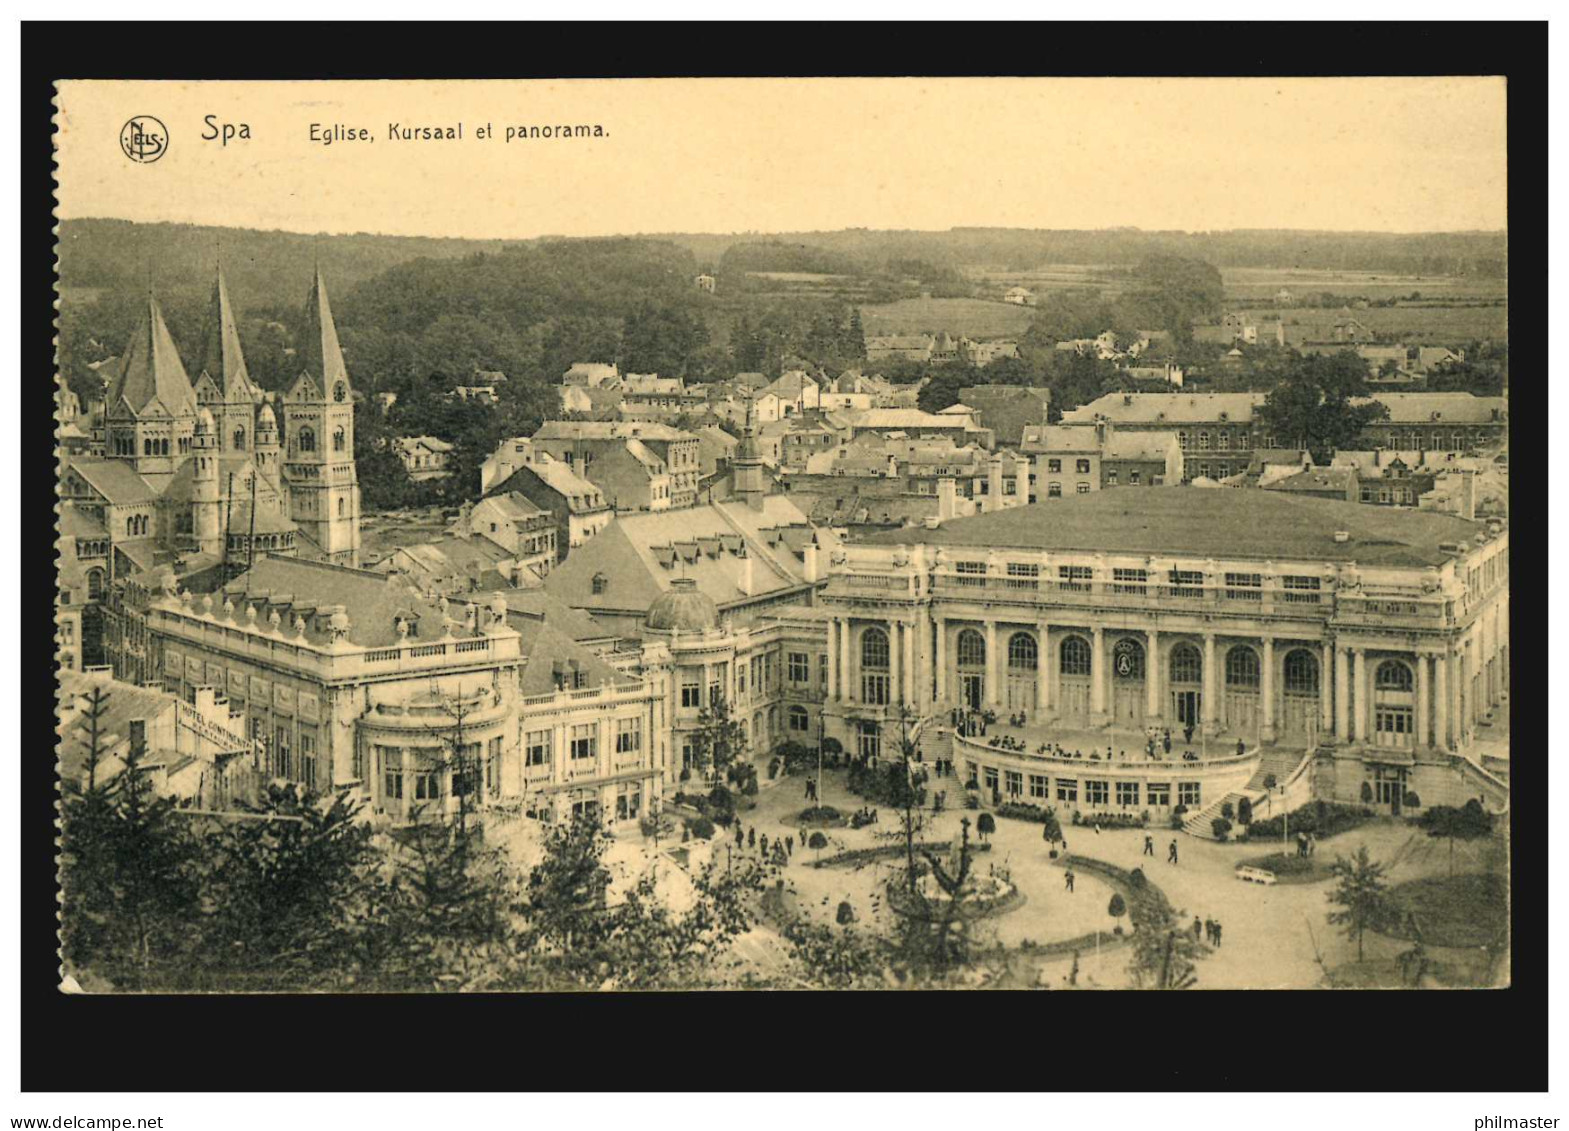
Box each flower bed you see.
[884,872,1024,922]
[810,841,993,870]
[785,805,849,829]
[1245,801,1373,841]
[1073,810,1148,830]
[1235,852,1332,885]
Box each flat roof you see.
[857,487,1488,567]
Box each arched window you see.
[1007,632,1037,671]
[86,569,103,601]
[125,516,135,537]
[298,426,316,453]
[1112,638,1145,680]
[956,628,986,669]
[337,498,346,518]
[1284,649,1319,694]
[1226,646,1260,688]
[1170,643,1202,684]
[334,382,348,403]
[1198,431,1211,450]
[1060,635,1091,677]
[333,427,346,453]
[788,705,809,732]
[1376,660,1414,692]
[860,627,889,671]
[233,427,246,451]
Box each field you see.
[1221,266,1506,301]
[860,296,1036,339]
[1279,304,1508,346]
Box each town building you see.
[1260,468,1360,503]
[484,456,612,563]
[58,669,256,805]
[817,488,1508,824]
[529,420,701,510]
[865,335,935,364]
[367,534,518,595]
[958,339,1022,367]
[767,410,853,472]
[844,407,994,449]
[1020,422,1183,497]
[563,362,620,388]
[1003,286,1035,306]
[451,495,556,581]
[1354,394,1508,452]
[391,435,454,481]
[695,273,716,294]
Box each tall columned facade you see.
[817,491,1509,816]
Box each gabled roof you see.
[59,503,108,540]
[533,420,692,443]
[514,619,624,696]
[479,492,549,522]
[457,587,614,644]
[61,458,157,506]
[1354,393,1507,425]
[1062,392,1268,425]
[489,459,605,512]
[105,296,197,421]
[1262,469,1357,495]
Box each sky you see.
[55,77,1508,239]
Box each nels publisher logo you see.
[119,116,168,163]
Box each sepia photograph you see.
[50,72,1513,1005]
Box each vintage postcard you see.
[54,76,1509,993]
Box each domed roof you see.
[645,577,719,633]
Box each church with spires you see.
[59,266,362,585]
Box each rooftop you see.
[858,487,1487,568]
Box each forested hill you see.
[57,218,521,308]
[654,227,1508,277]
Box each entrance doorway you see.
[961,674,984,711]
[1173,690,1201,729]
[1372,766,1407,815]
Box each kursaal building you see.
[817,489,1508,834]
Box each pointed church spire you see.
[199,262,254,399]
[299,266,350,396]
[106,293,197,420]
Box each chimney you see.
[194,685,219,718]
[987,456,1004,511]
[803,541,820,583]
[740,552,755,596]
[1095,419,1107,447]
[937,477,958,522]
[1458,470,1477,521]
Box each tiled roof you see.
[1262,469,1357,494]
[456,588,614,643]
[220,555,470,648]
[514,619,623,696]
[1354,393,1507,424]
[1063,393,1267,425]
[851,409,981,431]
[105,297,197,420]
[541,497,813,616]
[59,503,108,539]
[533,420,693,442]
[859,487,1486,567]
[1103,433,1178,462]
[62,458,157,506]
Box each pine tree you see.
[1326,846,1392,963]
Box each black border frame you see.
[23,20,1543,1094]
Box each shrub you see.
[1128,867,1147,890]
[1079,812,1147,830]
[1237,797,1253,826]
[742,777,759,797]
[997,801,1051,823]
[1360,781,1374,804]
[1220,801,1235,822]
[1263,773,1278,790]
[964,794,980,810]
[1170,812,1186,830]
[686,816,716,840]
[836,900,856,926]
[767,756,781,780]
[1402,792,1421,810]
[680,768,692,783]
[807,831,829,853]
[800,805,841,823]
[1108,893,1127,918]
[1247,802,1373,841]
[976,813,996,841]
[1211,817,1233,842]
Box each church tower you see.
[191,407,222,555]
[254,400,281,481]
[733,399,767,511]
[282,268,361,564]
[103,294,198,486]
[193,264,262,456]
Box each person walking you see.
[1192,916,1203,941]
[1064,869,1075,893]
[760,833,769,857]
[1143,834,1155,857]
[1236,738,1247,757]
[1307,833,1317,857]
[1213,921,1223,948]
[1168,839,1179,865]
[1204,918,1215,945]
[1183,722,1195,744]
[747,827,756,849]
[786,835,794,857]
[1163,729,1172,755]
[735,822,744,848]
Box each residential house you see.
[695,274,717,294]
[459,493,559,580]
[843,407,995,450]
[1003,286,1035,306]
[530,420,702,509]
[58,669,255,806]
[958,339,1022,367]
[369,534,518,595]
[1020,421,1182,498]
[563,362,621,388]
[391,435,454,481]
[865,335,935,364]
[772,410,853,472]
[485,455,613,563]
[558,384,625,418]
[481,437,535,495]
[1260,468,1359,503]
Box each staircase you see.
[1183,787,1268,841]
[1246,746,1310,792]
[916,722,953,769]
